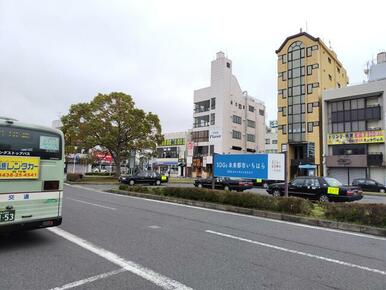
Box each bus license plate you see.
[0,210,15,222]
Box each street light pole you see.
[283,147,288,197]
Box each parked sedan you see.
[351,178,386,193]
[194,177,253,191]
[266,176,363,202]
[119,171,168,186]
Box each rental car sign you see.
[213,154,285,180]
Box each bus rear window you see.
[0,126,62,160]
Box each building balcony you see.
[367,152,383,167]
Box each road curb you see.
[66,181,119,185]
[110,189,386,237]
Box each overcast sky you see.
[1,0,386,133]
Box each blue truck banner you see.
[213,154,285,180]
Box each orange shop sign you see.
[327,130,385,145]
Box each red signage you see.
[94,151,113,163]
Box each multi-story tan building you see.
[276,32,349,178]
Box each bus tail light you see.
[44,180,59,191]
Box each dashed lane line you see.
[206,229,386,276]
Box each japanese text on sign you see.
[327,130,384,145]
[0,156,40,179]
[213,154,284,180]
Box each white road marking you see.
[50,268,126,290]
[66,197,116,210]
[148,225,161,229]
[205,230,386,276]
[48,227,193,290]
[65,184,386,241]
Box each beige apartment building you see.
[276,32,349,179]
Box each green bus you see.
[0,117,64,232]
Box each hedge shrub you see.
[119,186,312,216]
[66,173,83,182]
[85,172,112,176]
[325,203,386,227]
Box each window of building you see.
[281,89,287,98]
[210,145,214,155]
[232,130,241,140]
[247,119,255,128]
[194,115,210,128]
[282,107,287,116]
[307,65,312,75]
[232,115,242,124]
[308,122,313,132]
[211,98,216,110]
[238,104,242,109]
[192,130,209,142]
[328,74,332,81]
[210,113,215,125]
[259,109,265,116]
[265,139,270,144]
[307,84,313,94]
[287,41,306,142]
[230,100,233,105]
[194,100,210,113]
[328,57,331,64]
[337,67,341,73]
[313,102,319,107]
[247,134,255,142]
[312,45,319,51]
[248,105,255,112]
[272,140,278,144]
[332,144,366,156]
[337,83,341,88]
[306,47,312,57]
[193,145,209,157]
[226,62,231,68]
[278,107,283,112]
[307,103,313,113]
[283,54,287,64]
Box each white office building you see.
[190,52,266,177]
[322,52,386,185]
[265,120,278,153]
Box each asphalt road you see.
[1,184,385,290]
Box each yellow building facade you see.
[276,32,349,178]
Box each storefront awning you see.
[299,164,316,169]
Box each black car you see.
[351,178,386,193]
[119,171,168,186]
[194,177,253,192]
[266,176,363,202]
[251,179,282,188]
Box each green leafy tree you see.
[61,92,163,176]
